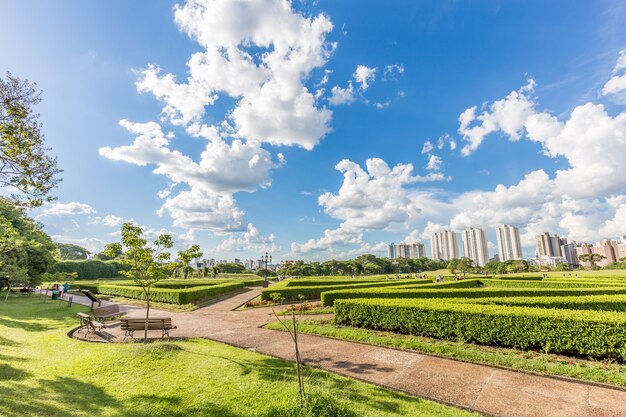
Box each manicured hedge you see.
[320,285,626,306]
[79,282,244,304]
[260,279,433,301]
[334,298,626,360]
[480,279,616,289]
[284,279,383,287]
[441,294,626,312]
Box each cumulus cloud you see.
[101,215,123,227]
[353,65,376,90]
[421,140,434,154]
[426,155,443,171]
[328,81,356,106]
[52,236,104,254]
[601,49,626,97]
[217,223,276,252]
[458,79,537,156]
[136,0,335,150]
[37,202,96,218]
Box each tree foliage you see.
[277,255,447,276]
[56,243,90,260]
[104,223,173,343]
[0,72,61,207]
[177,244,203,279]
[0,198,56,294]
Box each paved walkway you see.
[68,287,626,417]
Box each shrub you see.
[79,282,244,304]
[263,389,356,417]
[320,285,626,306]
[261,279,433,302]
[453,294,626,312]
[334,298,626,360]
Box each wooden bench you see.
[77,312,104,334]
[93,304,124,320]
[120,317,176,339]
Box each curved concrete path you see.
[68,287,626,417]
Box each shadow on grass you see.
[0,376,119,417]
[0,363,32,381]
[175,345,408,415]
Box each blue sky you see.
[1,0,625,261]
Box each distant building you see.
[461,227,489,267]
[529,256,567,268]
[560,243,579,266]
[535,232,564,258]
[431,230,459,261]
[496,225,523,261]
[388,242,425,259]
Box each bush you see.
[437,294,626,312]
[261,279,433,302]
[334,298,626,360]
[79,282,245,304]
[320,284,626,306]
[53,260,130,279]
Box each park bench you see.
[77,312,104,334]
[93,304,125,321]
[120,317,176,339]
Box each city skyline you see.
[1,1,625,261]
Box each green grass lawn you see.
[0,295,476,417]
[266,318,626,387]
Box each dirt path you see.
[70,287,626,417]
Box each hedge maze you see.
[267,275,626,361]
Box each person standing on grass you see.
[56,283,63,298]
[63,282,70,294]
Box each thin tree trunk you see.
[144,287,150,344]
[3,281,11,302]
[292,311,305,400]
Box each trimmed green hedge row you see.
[442,294,626,312]
[284,279,383,287]
[261,279,434,301]
[320,285,626,306]
[480,279,618,289]
[79,282,244,304]
[334,298,626,360]
[53,260,130,279]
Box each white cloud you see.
[328,81,355,106]
[136,0,335,150]
[101,215,123,227]
[601,49,626,97]
[382,64,404,81]
[353,65,376,90]
[52,236,104,254]
[217,223,276,252]
[458,79,537,156]
[421,140,434,154]
[426,155,443,171]
[37,202,96,218]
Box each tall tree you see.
[1,72,61,206]
[0,198,57,298]
[104,223,173,343]
[177,244,203,279]
[578,253,606,269]
[56,243,90,260]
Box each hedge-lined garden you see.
[78,279,254,304]
[333,298,626,360]
[270,274,626,362]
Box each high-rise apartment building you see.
[431,230,459,261]
[496,225,523,261]
[536,232,563,258]
[461,227,489,267]
[388,242,426,259]
[560,243,579,266]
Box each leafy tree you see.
[578,253,606,269]
[104,223,173,343]
[0,198,56,298]
[177,244,203,279]
[363,262,382,275]
[1,72,61,207]
[56,243,90,260]
[94,243,123,260]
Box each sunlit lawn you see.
[0,295,476,417]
